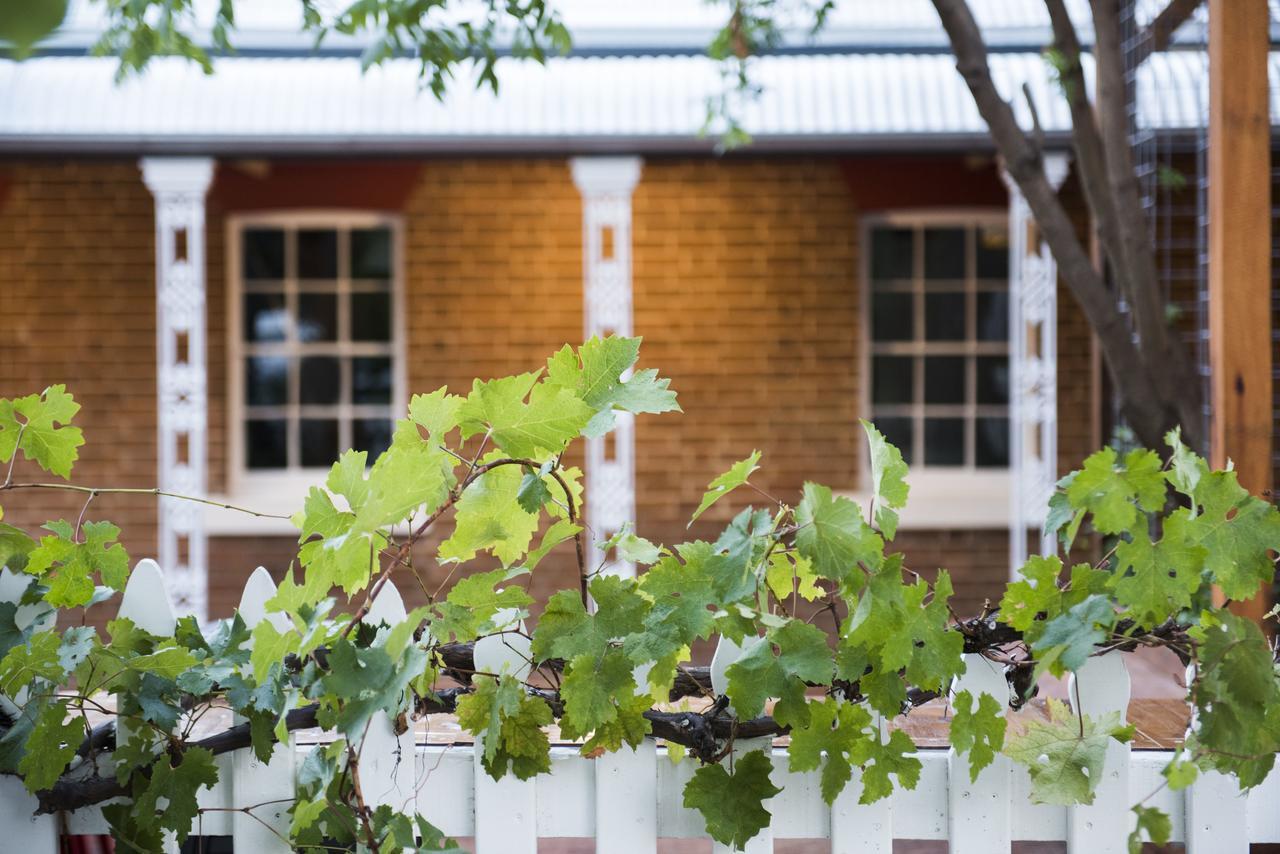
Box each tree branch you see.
[1135,0,1204,62]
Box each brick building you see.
[0,1,1245,620]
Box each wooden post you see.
[1208,0,1273,621]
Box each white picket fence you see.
[1,560,1279,853]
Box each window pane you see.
[924,356,965,404]
[300,356,341,405]
[976,225,1010,279]
[873,416,914,465]
[243,293,287,342]
[353,357,392,403]
[297,229,338,279]
[351,227,392,278]
[976,291,1009,341]
[245,419,287,469]
[924,292,966,341]
[243,229,285,279]
[924,418,965,466]
[872,356,914,405]
[300,419,340,468]
[870,228,914,280]
[353,418,392,459]
[871,292,913,342]
[976,356,1010,405]
[245,357,288,406]
[351,292,392,342]
[924,228,966,279]
[976,417,1009,467]
[297,293,337,342]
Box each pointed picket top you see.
[0,568,28,606]
[1067,653,1130,719]
[238,567,291,633]
[118,558,177,637]
[0,568,53,634]
[710,634,753,696]
[474,625,533,683]
[365,578,408,626]
[951,652,1009,705]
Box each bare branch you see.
[1137,0,1205,61]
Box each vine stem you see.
[0,482,291,520]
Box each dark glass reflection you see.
[351,292,392,342]
[976,356,1010,405]
[352,357,392,403]
[976,225,1010,278]
[243,293,287,342]
[976,291,1009,341]
[924,418,965,466]
[351,228,393,279]
[872,356,913,405]
[297,293,338,342]
[245,357,288,406]
[246,419,287,469]
[924,292,965,341]
[297,229,338,279]
[976,417,1010,467]
[353,419,392,459]
[924,356,965,404]
[924,228,965,279]
[871,292,913,341]
[243,229,285,279]
[300,356,341,405]
[300,419,340,468]
[870,228,914,280]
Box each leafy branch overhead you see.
[1,340,1279,849]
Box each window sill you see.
[204,474,313,537]
[841,470,1016,530]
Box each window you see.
[866,216,1010,469]
[230,214,402,479]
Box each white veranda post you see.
[1007,153,1070,576]
[570,156,642,580]
[140,157,215,621]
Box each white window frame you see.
[854,208,1012,529]
[215,210,406,531]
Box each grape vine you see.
[0,337,1278,853]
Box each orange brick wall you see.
[1,156,1101,625]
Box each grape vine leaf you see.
[457,372,593,459]
[18,700,81,791]
[24,519,130,607]
[1184,469,1280,601]
[432,566,533,642]
[764,552,823,603]
[862,419,909,540]
[855,728,922,804]
[456,674,553,780]
[532,576,647,662]
[1065,447,1166,535]
[999,555,1064,637]
[439,460,540,565]
[0,385,85,479]
[1110,514,1205,627]
[724,620,832,723]
[1129,806,1172,853]
[787,697,874,803]
[559,649,648,748]
[132,746,220,843]
[627,552,718,661]
[406,387,464,440]
[1003,697,1132,805]
[690,451,761,524]
[1030,594,1116,677]
[795,482,882,584]
[601,524,662,566]
[683,749,781,849]
[948,689,1007,782]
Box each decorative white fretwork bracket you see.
[570,157,642,582]
[140,157,215,621]
[1006,153,1071,577]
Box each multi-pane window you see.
[867,217,1010,468]
[234,217,400,473]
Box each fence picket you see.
[231,567,295,853]
[358,580,417,815]
[709,635,774,854]
[115,559,180,854]
[1186,770,1250,853]
[595,739,659,852]
[474,747,539,853]
[948,653,1012,853]
[830,709,893,854]
[1067,653,1131,853]
[0,569,58,854]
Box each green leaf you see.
[458,372,593,459]
[545,338,680,436]
[724,620,832,723]
[439,460,540,566]
[406,387,464,440]
[0,629,63,695]
[1003,697,1132,805]
[516,467,553,514]
[787,697,874,803]
[0,522,36,572]
[1031,594,1116,677]
[0,385,85,479]
[1065,447,1166,535]
[456,674,552,780]
[432,567,533,643]
[795,482,882,584]
[1184,469,1280,601]
[1110,513,1205,627]
[948,690,1007,782]
[854,728,921,804]
[601,524,662,566]
[1129,805,1172,854]
[532,575,647,662]
[524,518,581,571]
[764,552,823,603]
[24,519,130,607]
[559,649,646,746]
[627,552,718,661]
[1000,555,1064,637]
[132,746,220,843]
[690,451,761,524]
[18,700,81,792]
[682,749,781,849]
[862,420,910,539]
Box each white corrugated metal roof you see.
[0,49,1253,153]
